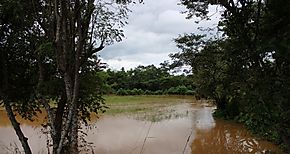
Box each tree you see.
[1,0,129,153]
[174,0,290,151]
[172,35,230,110]
[0,1,40,153]
[105,64,195,95]
[36,1,129,153]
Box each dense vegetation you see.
[0,0,130,153]
[1,0,289,153]
[172,0,290,151]
[103,64,195,95]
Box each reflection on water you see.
[0,100,283,154]
[191,119,283,154]
[0,125,48,153]
[86,115,193,154]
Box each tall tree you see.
[0,1,40,153]
[1,0,129,153]
[36,1,128,153]
[173,0,290,151]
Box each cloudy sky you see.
[99,0,220,70]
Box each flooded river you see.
[0,98,283,154]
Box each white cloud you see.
[99,0,221,70]
[101,58,142,71]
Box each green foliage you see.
[174,0,290,151]
[116,88,128,96]
[78,70,109,123]
[1,0,130,153]
[116,88,145,96]
[114,86,195,96]
[0,0,41,120]
[105,64,195,95]
[165,86,193,95]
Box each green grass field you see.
[103,95,194,115]
[0,95,196,121]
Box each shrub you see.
[144,90,153,95]
[185,90,195,95]
[176,85,188,95]
[167,87,178,94]
[116,88,128,95]
[153,90,163,95]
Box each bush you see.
[129,88,144,95]
[115,87,194,96]
[116,88,128,95]
[144,90,153,95]
[167,87,178,94]
[116,88,145,95]
[176,85,188,95]
[185,90,195,95]
[153,90,163,95]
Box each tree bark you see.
[3,102,33,154]
[51,0,102,153]
[53,92,66,153]
[0,51,32,154]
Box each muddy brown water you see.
[0,100,283,154]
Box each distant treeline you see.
[99,65,195,95]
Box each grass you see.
[0,95,196,122]
[103,95,194,115]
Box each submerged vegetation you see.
[103,95,194,116]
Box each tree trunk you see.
[69,111,79,153]
[0,51,32,154]
[52,0,94,153]
[3,101,32,154]
[53,92,66,153]
[56,74,74,154]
